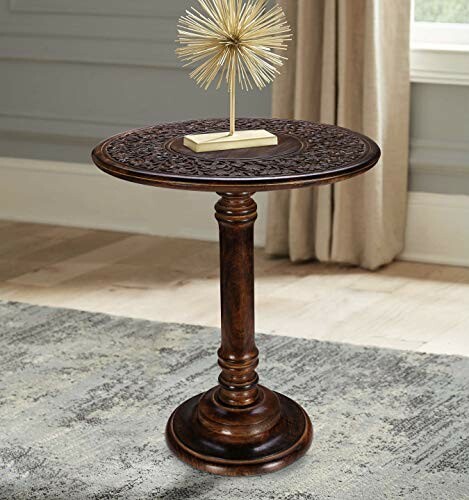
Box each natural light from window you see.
[414,0,469,24]
[413,0,469,45]
[411,0,469,85]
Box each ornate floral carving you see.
[104,119,373,180]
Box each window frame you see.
[411,5,469,85]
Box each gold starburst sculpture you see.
[176,0,292,152]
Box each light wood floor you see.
[1,220,468,356]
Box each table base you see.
[166,385,313,476]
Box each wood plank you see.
[1,221,468,357]
[0,225,90,260]
[8,235,159,287]
[0,230,127,281]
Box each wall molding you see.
[0,111,146,140]
[0,157,268,247]
[0,110,146,128]
[411,23,469,86]
[411,46,469,86]
[401,192,469,267]
[0,23,176,44]
[410,138,469,178]
[0,35,179,69]
[0,157,467,267]
[1,0,181,68]
[9,0,182,19]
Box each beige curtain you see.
[266,0,411,270]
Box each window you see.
[415,0,469,24]
[411,0,469,85]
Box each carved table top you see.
[92,118,381,192]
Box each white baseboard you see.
[0,157,268,246]
[1,157,468,267]
[401,192,469,267]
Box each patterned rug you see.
[0,301,468,500]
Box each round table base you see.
[166,387,313,476]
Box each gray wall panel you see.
[1,0,468,194]
[411,83,469,142]
[409,83,469,195]
[0,0,271,164]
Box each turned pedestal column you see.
[92,118,381,476]
[165,192,313,475]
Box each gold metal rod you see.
[230,62,236,136]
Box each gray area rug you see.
[0,301,468,500]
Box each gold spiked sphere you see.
[177,0,292,142]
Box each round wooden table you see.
[92,118,381,477]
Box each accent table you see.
[92,118,381,477]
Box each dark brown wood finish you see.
[216,193,258,408]
[166,192,313,476]
[91,119,381,476]
[92,118,381,192]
